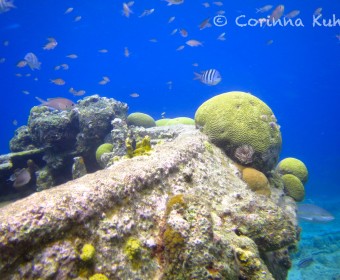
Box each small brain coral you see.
[281,174,305,202]
[95,143,113,163]
[127,112,156,128]
[277,157,308,184]
[195,91,282,172]
[80,243,95,261]
[242,167,271,196]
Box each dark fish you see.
[35,97,75,110]
[9,168,31,188]
[297,204,335,223]
[194,69,222,86]
[298,257,313,268]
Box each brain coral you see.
[242,167,271,196]
[195,91,282,172]
[95,143,113,163]
[281,174,305,202]
[277,157,308,184]
[127,112,156,128]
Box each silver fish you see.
[194,69,222,86]
[24,52,41,70]
[297,204,335,223]
[165,0,184,6]
[35,97,75,110]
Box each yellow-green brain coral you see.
[195,91,282,171]
[127,112,156,128]
[282,174,305,202]
[80,243,95,261]
[95,143,113,163]
[89,274,109,280]
[277,157,308,184]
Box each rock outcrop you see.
[0,128,298,280]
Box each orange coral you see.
[242,167,271,196]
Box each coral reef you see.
[195,91,282,172]
[127,112,156,128]
[0,128,299,279]
[242,167,271,197]
[277,157,308,184]
[282,174,305,202]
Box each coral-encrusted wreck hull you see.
[0,128,298,280]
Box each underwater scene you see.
[0,0,339,279]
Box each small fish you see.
[50,78,66,85]
[66,54,78,59]
[313,8,322,16]
[217,32,226,41]
[202,2,210,8]
[285,10,300,19]
[149,38,158,43]
[16,60,26,68]
[199,17,211,30]
[69,88,86,96]
[269,5,284,22]
[122,2,133,17]
[98,49,108,53]
[12,119,18,126]
[266,39,273,45]
[139,8,154,17]
[192,63,199,67]
[54,65,61,70]
[161,112,166,118]
[166,81,173,90]
[74,15,82,22]
[216,10,225,15]
[10,168,31,188]
[124,47,130,57]
[176,45,185,51]
[336,34,340,41]
[256,5,273,13]
[165,0,184,6]
[297,204,335,223]
[179,28,188,37]
[170,28,178,35]
[25,73,31,77]
[24,52,41,70]
[168,16,175,23]
[35,97,75,110]
[186,39,203,47]
[61,63,69,70]
[298,257,313,268]
[194,69,222,86]
[99,76,110,85]
[213,2,223,7]
[22,90,30,95]
[15,73,22,77]
[130,92,139,98]
[64,7,74,14]
[43,37,58,50]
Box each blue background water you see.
[1,2,339,197]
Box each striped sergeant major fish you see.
[194,69,222,86]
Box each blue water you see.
[0,0,339,276]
